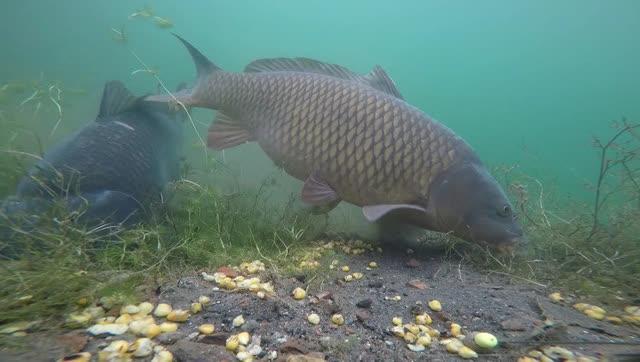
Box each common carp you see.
[3,80,185,232]
[148,34,524,251]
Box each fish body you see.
[149,35,524,250]
[7,80,184,227]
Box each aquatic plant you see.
[451,118,640,302]
[0,153,324,336]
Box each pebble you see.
[241,319,260,332]
[155,332,183,345]
[356,299,372,308]
[58,352,91,362]
[356,310,371,322]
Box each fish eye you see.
[498,205,512,217]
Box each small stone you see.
[198,296,211,305]
[352,272,364,280]
[368,261,378,268]
[406,258,421,268]
[216,266,238,278]
[500,318,529,331]
[407,279,427,290]
[241,319,260,332]
[356,310,371,322]
[341,266,350,272]
[356,299,372,309]
[155,332,183,345]
[368,281,383,288]
[407,344,425,352]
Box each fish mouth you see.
[493,235,527,254]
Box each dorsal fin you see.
[364,65,404,100]
[172,33,221,78]
[244,57,403,99]
[97,81,139,119]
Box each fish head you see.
[429,162,525,252]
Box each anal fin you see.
[301,172,341,210]
[207,112,254,150]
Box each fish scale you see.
[203,70,469,205]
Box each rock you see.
[169,339,234,362]
[216,266,238,278]
[500,318,531,331]
[406,258,421,268]
[198,333,230,346]
[279,339,308,354]
[55,331,89,354]
[368,281,383,288]
[356,310,371,322]
[285,352,326,362]
[356,299,372,309]
[407,279,428,290]
[241,319,260,332]
[155,332,186,345]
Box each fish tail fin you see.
[144,33,221,106]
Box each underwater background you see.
[2,4,640,357]
[1,0,639,232]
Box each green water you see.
[1,0,639,220]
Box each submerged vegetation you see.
[0,159,325,333]
[454,118,640,302]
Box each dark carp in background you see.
[148,35,524,251]
[1,81,185,255]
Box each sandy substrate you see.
[2,246,639,362]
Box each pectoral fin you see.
[301,173,341,209]
[362,204,427,222]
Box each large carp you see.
[3,80,185,232]
[149,34,524,251]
